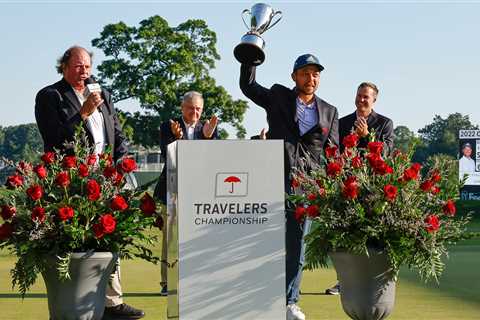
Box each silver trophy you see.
[234,3,282,66]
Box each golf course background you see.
[0,202,478,319]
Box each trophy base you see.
[234,33,266,66]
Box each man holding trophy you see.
[236,4,339,320]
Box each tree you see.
[393,125,418,153]
[0,124,43,184]
[0,124,43,163]
[92,16,248,145]
[416,113,478,162]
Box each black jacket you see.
[339,111,394,155]
[34,78,128,161]
[240,64,339,189]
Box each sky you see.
[1,1,479,138]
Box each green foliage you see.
[92,16,248,144]
[289,137,472,282]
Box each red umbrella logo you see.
[224,176,241,193]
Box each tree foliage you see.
[92,15,248,145]
[393,125,419,153]
[416,113,478,162]
[0,124,43,163]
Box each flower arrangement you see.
[288,133,471,281]
[0,129,164,296]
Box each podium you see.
[166,140,285,320]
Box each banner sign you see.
[458,130,480,200]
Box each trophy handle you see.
[265,10,282,31]
[241,9,251,30]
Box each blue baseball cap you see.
[293,54,324,72]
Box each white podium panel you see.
[167,140,285,320]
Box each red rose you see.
[443,200,456,216]
[402,168,418,182]
[34,164,48,179]
[111,195,129,211]
[431,171,441,183]
[420,180,434,192]
[367,142,384,155]
[351,156,363,168]
[411,163,422,173]
[342,176,359,200]
[425,215,440,233]
[63,156,77,169]
[431,186,440,195]
[92,223,104,239]
[1,205,16,220]
[140,193,156,216]
[7,174,23,188]
[342,133,359,148]
[41,152,55,165]
[86,179,101,201]
[55,171,71,188]
[103,166,118,179]
[325,146,338,158]
[31,206,46,223]
[58,206,74,221]
[113,173,124,186]
[26,184,43,201]
[99,214,116,234]
[87,154,97,166]
[0,223,14,240]
[294,206,306,222]
[366,153,382,167]
[118,157,137,173]
[291,178,300,189]
[383,184,398,201]
[306,204,319,217]
[154,216,164,230]
[372,159,393,176]
[307,193,317,202]
[327,162,342,177]
[78,163,89,178]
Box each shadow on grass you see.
[0,293,47,298]
[399,244,480,307]
[0,292,164,299]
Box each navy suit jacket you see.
[34,78,128,161]
[339,111,394,155]
[240,64,339,189]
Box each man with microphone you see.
[34,46,145,320]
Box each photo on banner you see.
[459,130,480,201]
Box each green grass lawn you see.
[1,206,479,320]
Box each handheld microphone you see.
[84,76,101,96]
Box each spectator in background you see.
[153,91,218,296]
